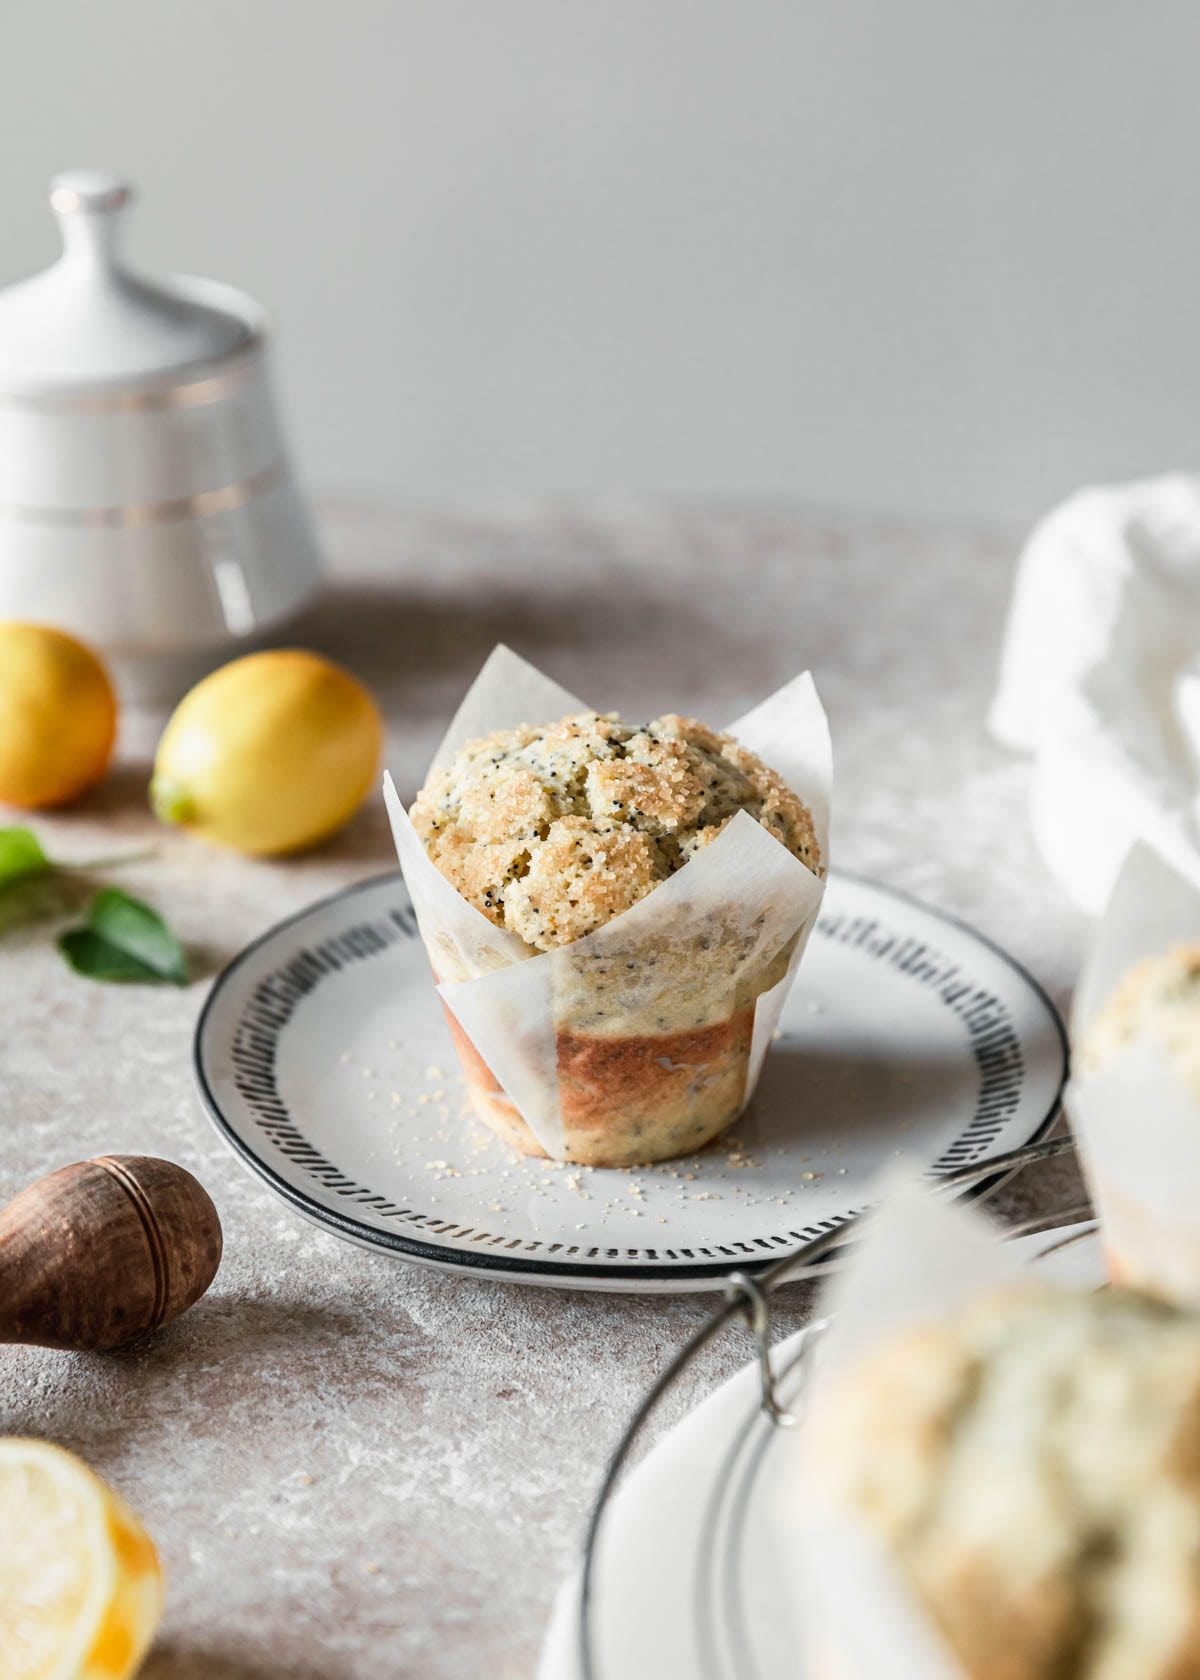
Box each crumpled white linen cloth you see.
[990,474,1200,914]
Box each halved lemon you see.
[0,1439,163,1680]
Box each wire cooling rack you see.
[577,1131,1091,1680]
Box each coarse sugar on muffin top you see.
[410,711,821,952]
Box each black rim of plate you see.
[193,869,1069,1287]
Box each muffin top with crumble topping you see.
[410,711,820,952]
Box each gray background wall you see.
[3,1,1198,525]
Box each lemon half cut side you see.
[0,1439,163,1680]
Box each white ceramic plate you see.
[194,870,1067,1292]
[538,1222,1103,1680]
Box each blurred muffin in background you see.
[806,1283,1200,1679]
[1081,942,1200,1094]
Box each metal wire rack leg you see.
[577,1131,1082,1680]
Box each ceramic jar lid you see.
[0,171,257,396]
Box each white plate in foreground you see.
[538,1223,1103,1680]
[194,870,1067,1292]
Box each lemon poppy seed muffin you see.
[411,711,820,952]
[1081,943,1200,1096]
[411,710,822,1165]
[807,1284,1200,1680]
[1076,945,1200,1300]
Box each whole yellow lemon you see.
[0,622,117,808]
[150,649,382,856]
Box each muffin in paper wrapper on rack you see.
[383,645,831,1166]
[780,1180,1200,1679]
[780,1184,1018,1680]
[1068,841,1200,1304]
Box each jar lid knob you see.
[48,170,134,271]
[0,171,253,390]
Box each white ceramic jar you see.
[0,170,322,698]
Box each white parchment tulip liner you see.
[383,645,832,1160]
[1068,842,1200,1304]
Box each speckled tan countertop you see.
[0,501,1089,1679]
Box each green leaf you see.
[57,888,189,986]
[0,828,50,889]
[58,928,169,983]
